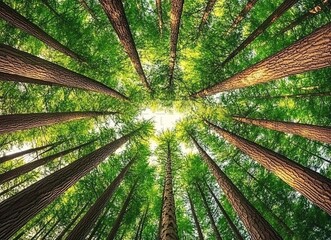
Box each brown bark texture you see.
[207,121,331,215]
[169,0,184,89]
[160,143,179,240]
[156,0,164,35]
[198,0,217,33]
[106,181,138,240]
[226,0,258,35]
[190,135,281,240]
[192,23,331,97]
[187,192,204,240]
[0,130,136,239]
[0,2,83,62]
[0,44,128,100]
[99,0,151,90]
[0,140,94,184]
[0,111,116,135]
[233,116,331,144]
[0,72,61,86]
[66,158,135,239]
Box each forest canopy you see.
[0,0,330,239]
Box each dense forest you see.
[0,0,330,239]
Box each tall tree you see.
[157,180,166,239]
[197,183,222,240]
[206,120,331,215]
[0,2,84,62]
[160,142,178,240]
[0,129,139,239]
[187,191,204,240]
[106,181,138,240]
[134,205,149,240]
[66,157,136,239]
[0,140,95,184]
[206,183,244,240]
[0,44,128,100]
[0,111,117,135]
[189,134,281,240]
[198,0,217,34]
[233,116,331,144]
[226,0,258,35]
[42,218,61,239]
[192,23,331,97]
[221,0,298,66]
[156,0,164,35]
[99,0,151,90]
[169,0,184,89]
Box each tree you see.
[169,0,184,89]
[187,191,204,240]
[134,205,149,240]
[156,0,164,35]
[0,2,84,62]
[99,0,151,91]
[189,134,281,240]
[0,111,117,135]
[192,23,331,97]
[79,0,98,21]
[0,44,128,100]
[198,0,217,34]
[0,129,139,239]
[206,120,331,215]
[233,116,331,144]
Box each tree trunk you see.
[187,191,204,240]
[233,116,331,144]
[157,180,166,239]
[66,158,135,239]
[135,205,149,240]
[42,218,61,239]
[106,181,138,240]
[99,0,151,91]
[207,120,331,215]
[226,0,258,35]
[138,206,148,240]
[0,2,84,62]
[55,202,89,240]
[0,140,95,184]
[160,142,178,240]
[30,217,53,240]
[197,183,223,240]
[169,0,184,89]
[79,0,98,21]
[87,203,112,240]
[206,183,244,240]
[0,44,128,100]
[190,134,281,240]
[0,111,116,135]
[0,129,138,239]
[156,0,163,35]
[198,0,217,34]
[192,23,331,97]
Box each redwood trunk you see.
[187,191,204,240]
[106,181,138,240]
[233,116,331,144]
[160,143,178,240]
[158,180,166,239]
[0,44,128,100]
[169,0,184,89]
[0,2,83,62]
[192,23,331,97]
[0,140,95,184]
[0,111,116,135]
[221,0,297,66]
[99,0,151,90]
[156,0,163,35]
[190,135,281,240]
[198,0,217,33]
[197,183,222,240]
[206,183,243,240]
[207,120,331,215]
[0,130,137,239]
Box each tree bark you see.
[198,0,217,34]
[226,0,258,35]
[156,0,163,35]
[207,120,331,215]
[160,142,178,240]
[66,158,135,239]
[0,2,84,62]
[0,140,95,184]
[233,116,331,144]
[0,129,138,239]
[192,23,331,97]
[106,181,138,240]
[169,0,184,89]
[0,44,128,100]
[190,134,281,240]
[197,183,223,240]
[157,180,166,239]
[187,191,204,240]
[206,183,244,240]
[99,0,151,91]
[0,111,116,135]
